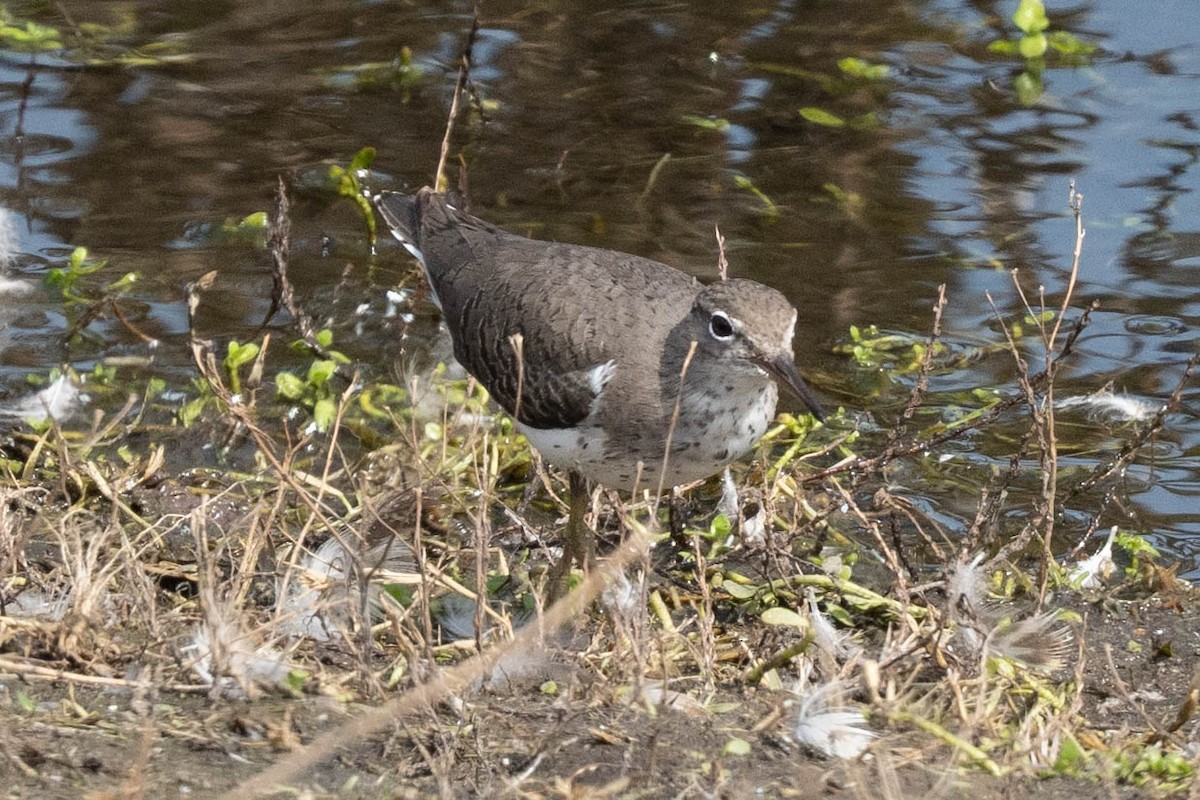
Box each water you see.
[1,1,1198,573]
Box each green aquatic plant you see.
[44,246,107,305]
[681,114,730,132]
[797,106,880,131]
[275,329,351,433]
[319,46,424,96]
[329,147,378,245]
[222,340,261,397]
[1011,0,1052,59]
[989,0,1096,105]
[0,5,192,65]
[836,57,890,81]
[275,357,338,433]
[990,0,1095,61]
[44,246,142,344]
[730,173,779,221]
[1115,744,1193,791]
[218,211,269,246]
[0,8,60,52]
[836,324,946,372]
[1115,529,1160,579]
[794,57,888,131]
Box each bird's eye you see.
[709,311,735,341]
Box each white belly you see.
[519,382,777,493]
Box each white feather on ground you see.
[277,533,418,641]
[792,660,875,759]
[185,620,292,699]
[1067,526,1118,589]
[4,590,68,621]
[946,553,1074,671]
[0,374,84,423]
[806,588,858,661]
[984,611,1074,673]
[946,553,989,623]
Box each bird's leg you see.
[548,470,593,600]
[567,469,595,569]
[667,486,689,550]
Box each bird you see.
[374,187,824,587]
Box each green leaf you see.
[825,602,854,627]
[223,340,259,393]
[223,341,260,371]
[349,146,376,172]
[313,397,336,431]
[761,607,807,628]
[988,39,1022,56]
[837,57,890,80]
[275,371,304,400]
[1047,31,1096,57]
[730,174,779,219]
[0,20,62,51]
[237,211,268,230]
[383,584,415,606]
[721,581,757,600]
[179,396,209,427]
[321,52,424,94]
[215,212,269,246]
[44,268,68,291]
[1046,608,1078,627]
[1116,530,1159,560]
[283,669,309,694]
[849,112,881,130]
[681,114,730,131]
[1018,32,1048,59]
[104,271,139,293]
[328,150,378,244]
[306,359,337,387]
[315,328,335,348]
[1013,0,1050,34]
[1013,70,1043,106]
[358,388,388,419]
[798,107,845,127]
[708,513,732,538]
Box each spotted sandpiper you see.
[374,187,824,581]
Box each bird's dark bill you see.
[761,355,825,422]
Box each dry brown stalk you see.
[217,521,654,799]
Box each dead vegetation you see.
[1,19,1198,797]
[0,159,1197,800]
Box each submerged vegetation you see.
[988,0,1098,105]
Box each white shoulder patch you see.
[588,360,617,396]
[397,239,425,265]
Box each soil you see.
[2,589,1195,800]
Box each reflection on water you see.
[1,0,1198,572]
